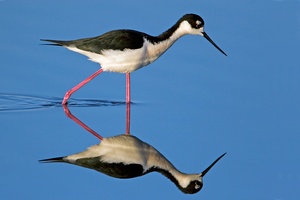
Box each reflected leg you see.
[126,102,130,134]
[63,104,103,140]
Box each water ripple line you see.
[0,93,125,112]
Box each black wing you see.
[41,29,151,54]
[75,157,144,179]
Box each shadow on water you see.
[0,93,125,112]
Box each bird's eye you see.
[195,20,202,28]
[195,183,200,189]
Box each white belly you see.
[66,38,174,73]
[95,46,150,73]
[66,135,163,172]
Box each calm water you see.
[1,1,300,200]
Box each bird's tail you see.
[40,39,68,46]
[39,156,65,163]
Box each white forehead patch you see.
[195,182,201,189]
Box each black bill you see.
[203,32,227,56]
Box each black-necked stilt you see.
[40,134,225,194]
[42,14,227,105]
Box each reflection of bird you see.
[41,14,227,105]
[40,134,225,194]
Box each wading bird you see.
[42,13,227,105]
[40,134,225,194]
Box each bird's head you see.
[179,153,226,194]
[179,14,227,56]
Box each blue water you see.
[1,1,300,200]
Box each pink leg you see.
[126,73,131,104]
[125,73,131,134]
[62,68,104,105]
[126,101,131,134]
[63,104,103,140]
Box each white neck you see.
[143,21,193,65]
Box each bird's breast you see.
[98,47,149,73]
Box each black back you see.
[74,156,144,179]
[63,30,158,53]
